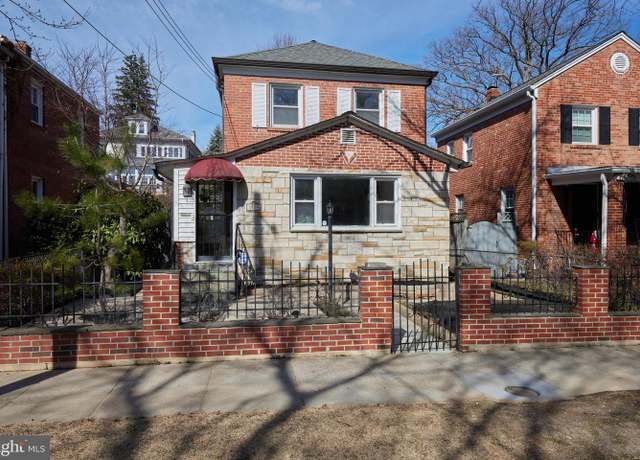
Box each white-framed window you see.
[455,194,464,213]
[128,121,148,135]
[292,177,316,226]
[354,88,381,124]
[271,84,300,127]
[571,106,598,144]
[463,133,473,162]
[31,82,43,126]
[447,141,455,157]
[501,188,515,223]
[290,175,400,229]
[31,176,44,201]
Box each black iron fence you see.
[180,261,359,323]
[392,260,457,352]
[609,265,640,313]
[491,261,574,314]
[0,260,142,329]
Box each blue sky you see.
[9,0,640,149]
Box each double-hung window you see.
[31,82,43,126]
[271,84,300,127]
[571,106,597,144]
[293,178,316,225]
[354,89,381,124]
[291,175,400,229]
[463,133,473,162]
[455,194,464,213]
[501,188,515,223]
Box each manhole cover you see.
[504,386,540,398]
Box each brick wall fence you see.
[0,264,393,371]
[457,265,640,350]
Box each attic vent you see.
[611,52,630,74]
[340,128,356,145]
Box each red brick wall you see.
[457,265,640,350]
[439,104,533,239]
[0,266,393,370]
[535,38,640,248]
[222,74,426,152]
[6,50,100,257]
[236,121,446,173]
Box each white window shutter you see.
[337,88,351,115]
[378,90,385,127]
[305,86,320,126]
[251,82,267,127]
[387,90,401,132]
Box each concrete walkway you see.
[2,346,640,424]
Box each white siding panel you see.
[174,167,196,242]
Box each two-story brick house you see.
[157,41,465,269]
[434,31,640,256]
[0,37,99,259]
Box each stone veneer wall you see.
[234,166,450,270]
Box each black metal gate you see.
[392,260,458,352]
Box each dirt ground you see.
[1,391,639,460]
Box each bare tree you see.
[0,0,83,41]
[425,0,631,132]
[259,32,298,50]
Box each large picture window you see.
[291,175,399,229]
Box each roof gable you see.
[223,112,467,169]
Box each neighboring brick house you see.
[0,37,99,260]
[433,31,640,255]
[102,113,200,195]
[156,41,465,269]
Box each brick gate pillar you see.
[359,263,393,351]
[456,265,492,352]
[572,265,609,318]
[143,270,181,332]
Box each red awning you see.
[184,157,244,182]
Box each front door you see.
[196,181,233,260]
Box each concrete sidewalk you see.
[1,346,640,424]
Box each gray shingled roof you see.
[220,40,423,71]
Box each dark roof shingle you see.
[223,40,422,71]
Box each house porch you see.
[544,166,640,255]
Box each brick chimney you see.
[15,40,32,58]
[485,85,500,103]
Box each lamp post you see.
[326,201,334,302]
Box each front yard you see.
[2,391,639,459]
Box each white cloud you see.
[261,0,322,13]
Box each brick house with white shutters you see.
[433,31,640,256]
[156,41,465,269]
